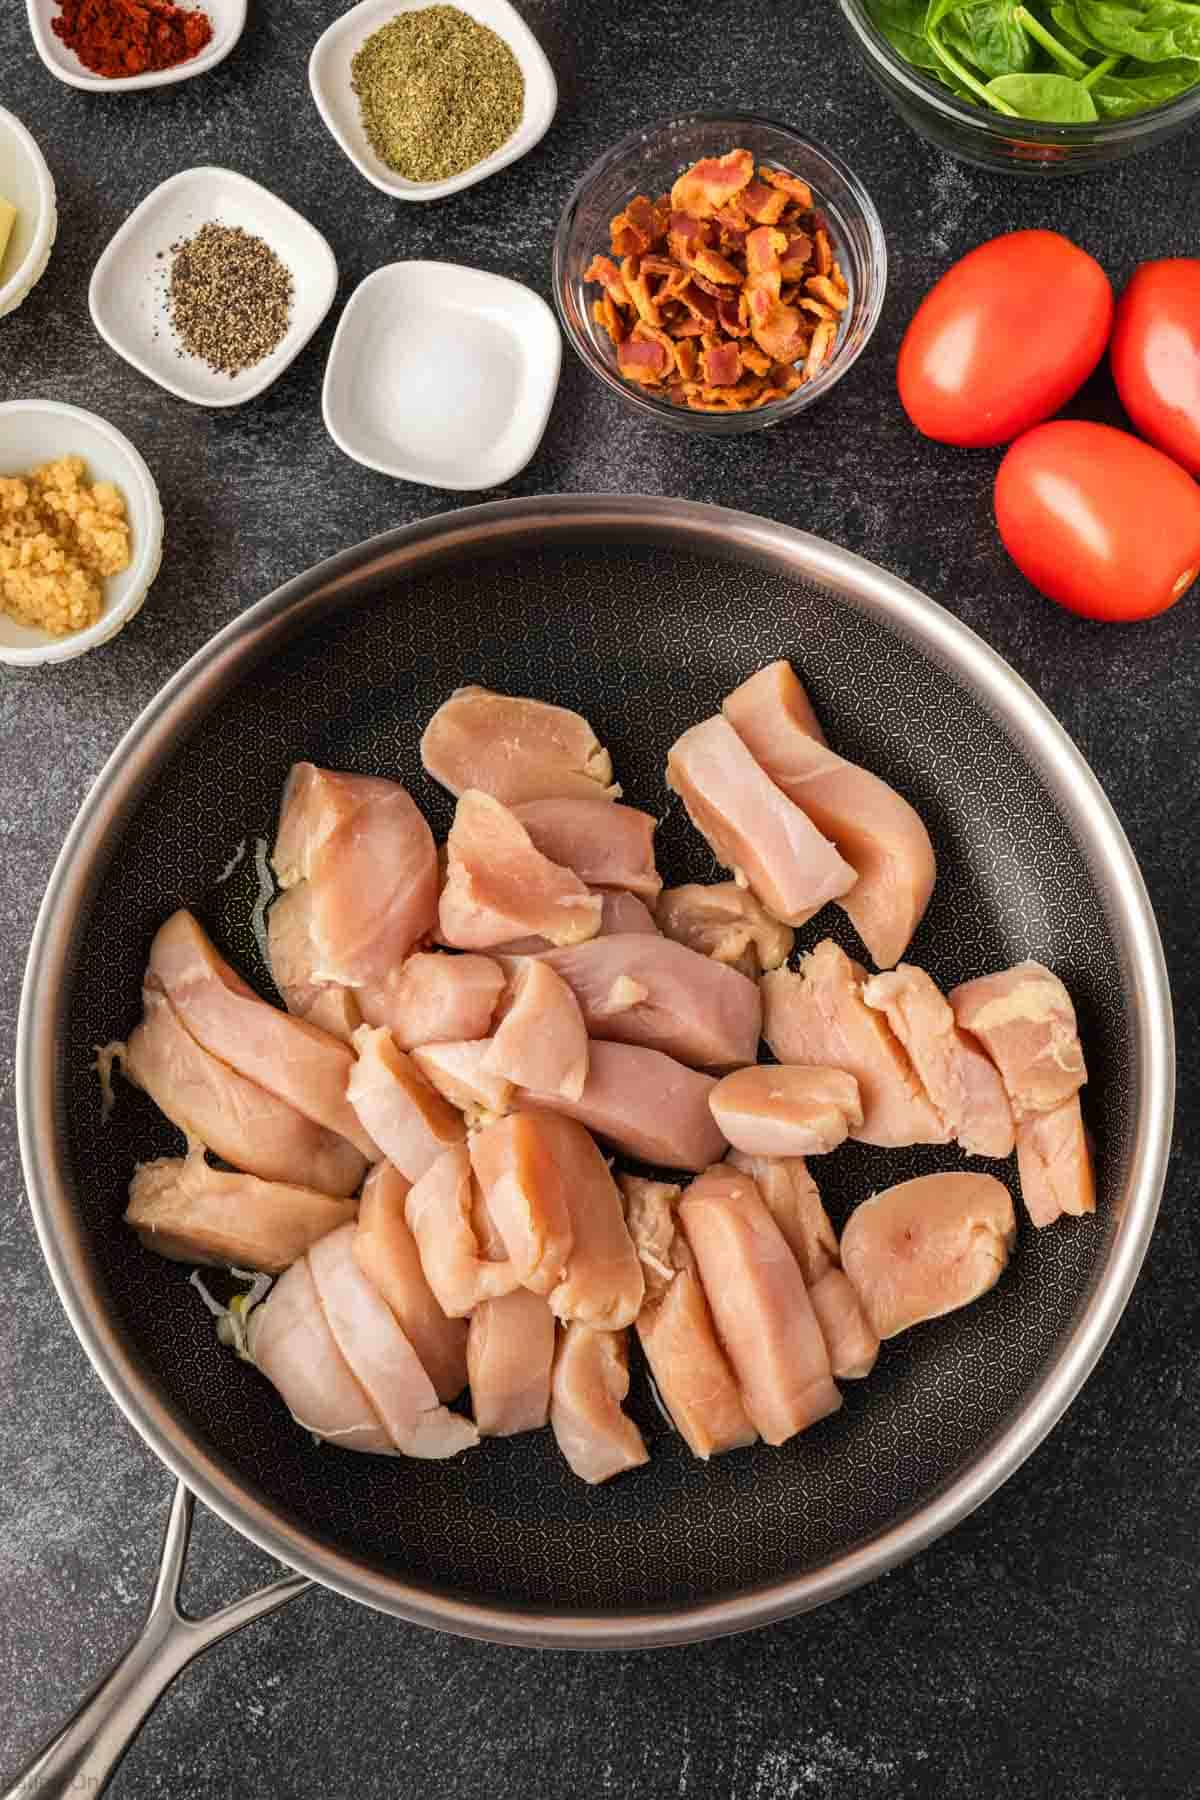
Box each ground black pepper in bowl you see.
[166,221,293,376]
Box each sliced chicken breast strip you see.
[519,934,761,1071]
[726,1152,839,1284]
[491,889,658,955]
[862,965,1015,1159]
[482,961,589,1101]
[949,962,1087,1120]
[421,685,619,805]
[621,1175,757,1460]
[1016,1099,1096,1228]
[840,1171,1016,1340]
[271,764,439,987]
[806,1269,881,1381]
[678,1164,841,1445]
[666,715,857,927]
[709,1065,864,1157]
[347,1027,466,1183]
[469,1113,575,1295]
[245,1257,391,1453]
[533,1116,644,1330]
[521,1040,727,1172]
[550,1323,649,1485]
[512,798,662,900]
[308,1225,478,1459]
[149,909,378,1160]
[410,1041,513,1124]
[353,1162,469,1402]
[124,985,366,1196]
[266,884,362,1043]
[723,660,936,969]
[125,1149,357,1273]
[359,952,505,1049]
[657,881,793,979]
[762,940,948,1148]
[439,791,603,951]
[467,1289,556,1436]
[404,1144,520,1317]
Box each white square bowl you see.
[27,0,246,91]
[89,167,338,409]
[309,0,557,201]
[0,400,164,667]
[0,108,57,320]
[322,261,561,490]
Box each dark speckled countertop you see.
[1,4,1197,1796]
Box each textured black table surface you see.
[2,4,1197,1796]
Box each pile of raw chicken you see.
[111,661,1095,1484]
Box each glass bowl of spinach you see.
[838,1,1200,172]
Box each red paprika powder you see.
[52,0,214,79]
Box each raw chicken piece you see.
[125,1148,357,1272]
[726,1152,839,1285]
[404,1145,520,1317]
[621,1175,757,1459]
[678,1165,841,1445]
[149,910,378,1160]
[359,952,504,1049]
[840,1172,1016,1340]
[439,791,603,951]
[708,1065,864,1157]
[421,685,619,806]
[124,985,366,1196]
[492,889,658,955]
[512,798,662,900]
[534,1117,644,1329]
[271,764,438,987]
[266,885,362,1043]
[521,1040,727,1172]
[1016,1098,1096,1228]
[482,961,588,1100]
[245,1257,391,1453]
[656,881,793,979]
[762,940,948,1148]
[949,962,1087,1121]
[723,661,936,969]
[347,1027,466,1183]
[410,1040,513,1123]
[308,1225,478,1459]
[666,715,857,927]
[863,965,1015,1158]
[469,1113,575,1295]
[353,1162,468,1402]
[524,935,762,1071]
[550,1323,649,1485]
[806,1269,880,1381]
[467,1289,556,1436]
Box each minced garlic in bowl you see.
[0,453,132,637]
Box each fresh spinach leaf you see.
[1091,55,1200,106]
[1050,1,1110,51]
[985,67,1103,107]
[1076,0,1200,59]
[865,0,942,65]
[944,2,1038,74]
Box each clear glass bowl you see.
[837,0,1200,175]
[552,114,887,435]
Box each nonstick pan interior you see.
[41,505,1160,1636]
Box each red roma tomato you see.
[994,421,1200,622]
[1111,259,1200,476]
[898,231,1113,448]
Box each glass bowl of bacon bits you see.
[553,115,887,432]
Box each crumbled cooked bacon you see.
[670,148,754,218]
[586,146,846,412]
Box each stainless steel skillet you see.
[11,497,1173,1794]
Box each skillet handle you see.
[2,1479,311,1800]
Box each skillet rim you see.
[16,494,1174,1649]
